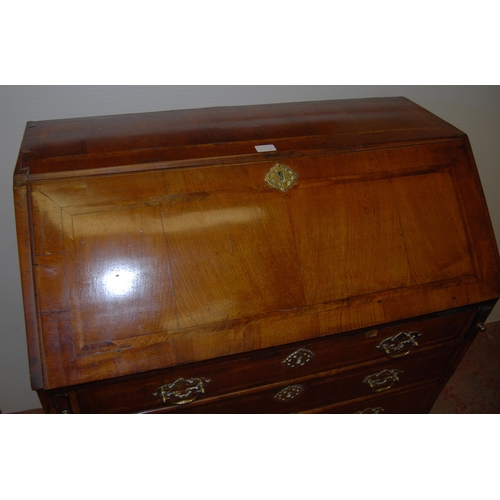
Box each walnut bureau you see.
[13,97,500,414]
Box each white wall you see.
[1,85,499,413]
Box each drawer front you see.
[77,308,474,413]
[305,380,444,414]
[145,343,460,414]
[288,307,473,371]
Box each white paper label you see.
[255,144,277,152]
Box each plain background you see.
[1,85,499,414]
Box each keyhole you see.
[278,170,285,182]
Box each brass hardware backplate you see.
[154,377,211,405]
[377,331,421,358]
[264,163,298,191]
[363,369,403,392]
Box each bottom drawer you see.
[303,380,445,414]
[146,344,460,414]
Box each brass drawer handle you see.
[282,348,314,368]
[355,407,385,414]
[377,331,421,358]
[363,369,402,393]
[273,385,305,403]
[153,377,211,405]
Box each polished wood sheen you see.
[13,97,500,413]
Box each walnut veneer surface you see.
[13,97,500,413]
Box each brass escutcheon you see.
[264,162,298,191]
[282,348,314,368]
[273,385,305,403]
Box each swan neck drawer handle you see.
[377,331,421,358]
[363,369,403,392]
[154,377,211,405]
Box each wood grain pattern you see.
[13,185,44,389]
[15,97,464,180]
[289,178,410,303]
[13,97,500,412]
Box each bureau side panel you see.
[13,184,44,389]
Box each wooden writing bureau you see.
[13,97,500,413]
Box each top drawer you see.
[77,307,476,413]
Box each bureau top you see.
[14,97,464,182]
